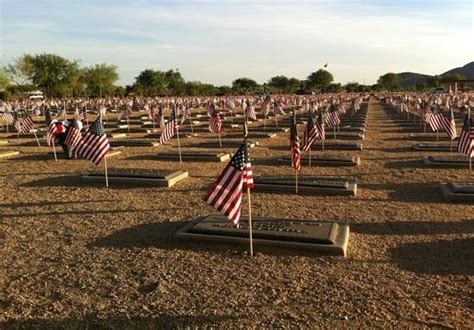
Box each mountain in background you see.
[393,61,474,89]
[441,61,474,79]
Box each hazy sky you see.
[1,0,472,86]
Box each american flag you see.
[159,108,177,144]
[427,112,445,132]
[442,108,457,140]
[17,115,34,134]
[457,115,474,157]
[180,105,191,124]
[244,103,257,121]
[273,102,286,115]
[75,118,110,165]
[316,113,326,141]
[290,112,301,171]
[46,120,59,146]
[1,111,15,124]
[302,111,319,152]
[205,144,253,226]
[118,107,131,121]
[155,107,166,129]
[209,109,223,133]
[64,124,82,149]
[325,110,340,128]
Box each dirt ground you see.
[0,99,472,328]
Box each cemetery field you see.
[0,99,472,327]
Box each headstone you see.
[0,150,20,159]
[423,156,470,167]
[413,144,455,152]
[175,214,350,256]
[440,182,474,202]
[193,140,258,149]
[156,152,231,162]
[110,140,160,147]
[81,169,188,187]
[253,175,357,196]
[277,156,360,167]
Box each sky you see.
[0,0,473,86]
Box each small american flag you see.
[427,112,444,132]
[290,112,301,171]
[273,102,286,115]
[209,109,222,133]
[302,111,319,152]
[118,107,131,121]
[17,115,34,134]
[316,113,326,141]
[244,103,257,121]
[64,124,82,149]
[457,115,474,157]
[180,105,191,124]
[325,110,340,128]
[2,111,15,124]
[46,120,59,146]
[442,108,457,140]
[205,144,252,226]
[155,107,166,129]
[75,118,110,165]
[159,108,177,144]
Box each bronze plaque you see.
[255,175,350,189]
[448,182,474,194]
[189,215,338,245]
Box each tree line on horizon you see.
[0,53,465,100]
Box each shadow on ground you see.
[390,237,474,276]
[0,313,235,329]
[360,182,445,203]
[352,220,474,236]
[89,220,334,258]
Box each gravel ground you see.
[0,99,472,328]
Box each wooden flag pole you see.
[295,169,299,194]
[469,108,472,173]
[127,116,130,133]
[247,187,254,257]
[104,156,109,188]
[52,139,58,162]
[189,110,194,133]
[243,120,254,257]
[218,132,222,148]
[33,130,41,147]
[333,126,336,139]
[176,126,183,163]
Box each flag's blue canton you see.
[230,145,246,171]
[90,120,106,136]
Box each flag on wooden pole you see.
[205,144,251,227]
[159,108,177,144]
[75,118,110,165]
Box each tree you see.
[344,81,360,92]
[232,77,258,94]
[19,53,81,97]
[82,63,119,97]
[267,75,289,93]
[132,69,166,96]
[377,73,400,91]
[306,69,334,93]
[0,69,10,90]
[3,56,32,95]
[216,85,232,96]
[326,83,342,93]
[164,69,186,96]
